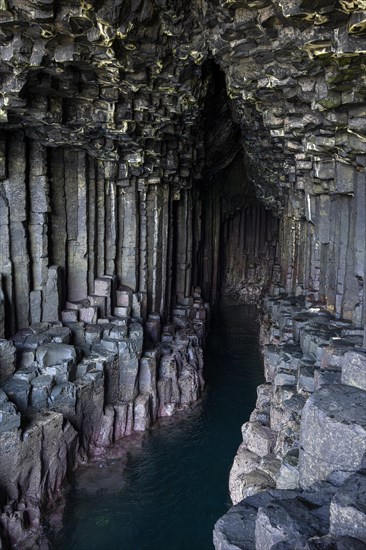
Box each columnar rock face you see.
[0,282,207,548]
[0,1,365,325]
[0,0,365,548]
[214,292,366,549]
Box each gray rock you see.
[229,443,262,503]
[42,266,62,323]
[178,364,200,404]
[36,343,76,369]
[330,471,366,542]
[255,491,331,550]
[214,490,309,550]
[30,374,53,410]
[134,394,151,431]
[274,371,296,387]
[342,351,366,391]
[240,469,276,501]
[314,369,342,390]
[49,382,77,415]
[2,377,30,413]
[299,385,366,488]
[0,340,16,385]
[242,421,277,458]
[139,354,158,419]
[297,364,316,393]
[0,401,21,434]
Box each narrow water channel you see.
[49,304,264,550]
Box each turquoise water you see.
[49,304,264,550]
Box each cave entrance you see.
[194,62,279,307]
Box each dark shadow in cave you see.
[196,60,279,307]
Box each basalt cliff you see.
[0,1,365,548]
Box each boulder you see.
[330,470,366,543]
[341,350,366,391]
[242,421,277,458]
[299,385,366,488]
[0,340,16,385]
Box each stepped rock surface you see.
[215,293,366,549]
[0,0,365,547]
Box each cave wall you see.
[0,0,209,335]
[197,154,279,305]
[0,133,193,335]
[204,0,366,327]
[0,0,365,546]
[0,0,365,331]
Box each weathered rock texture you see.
[214,293,366,549]
[0,0,365,328]
[0,283,207,548]
[0,0,365,547]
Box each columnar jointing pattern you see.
[0,134,186,329]
[0,0,365,547]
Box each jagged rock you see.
[42,266,63,323]
[299,384,366,488]
[214,487,333,550]
[134,395,151,432]
[95,405,115,450]
[230,444,261,503]
[276,450,300,490]
[2,378,30,413]
[0,340,16,385]
[0,399,21,434]
[242,421,277,458]
[179,363,200,404]
[313,369,342,390]
[341,351,366,391]
[49,382,77,415]
[236,469,276,504]
[217,296,366,550]
[79,306,98,324]
[329,470,366,543]
[139,353,159,420]
[297,364,316,393]
[36,343,76,369]
[30,374,53,410]
[254,496,329,550]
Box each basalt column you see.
[0,0,366,548]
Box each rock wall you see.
[0,134,206,336]
[198,157,280,305]
[0,0,365,548]
[1,0,365,325]
[202,0,366,328]
[214,292,366,549]
[0,283,207,548]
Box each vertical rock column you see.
[278,165,366,326]
[175,189,194,304]
[0,145,13,337]
[146,183,170,315]
[28,141,49,324]
[3,132,30,330]
[64,150,88,302]
[121,179,139,291]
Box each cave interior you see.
[0,0,366,548]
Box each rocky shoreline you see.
[0,280,208,550]
[214,292,366,550]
